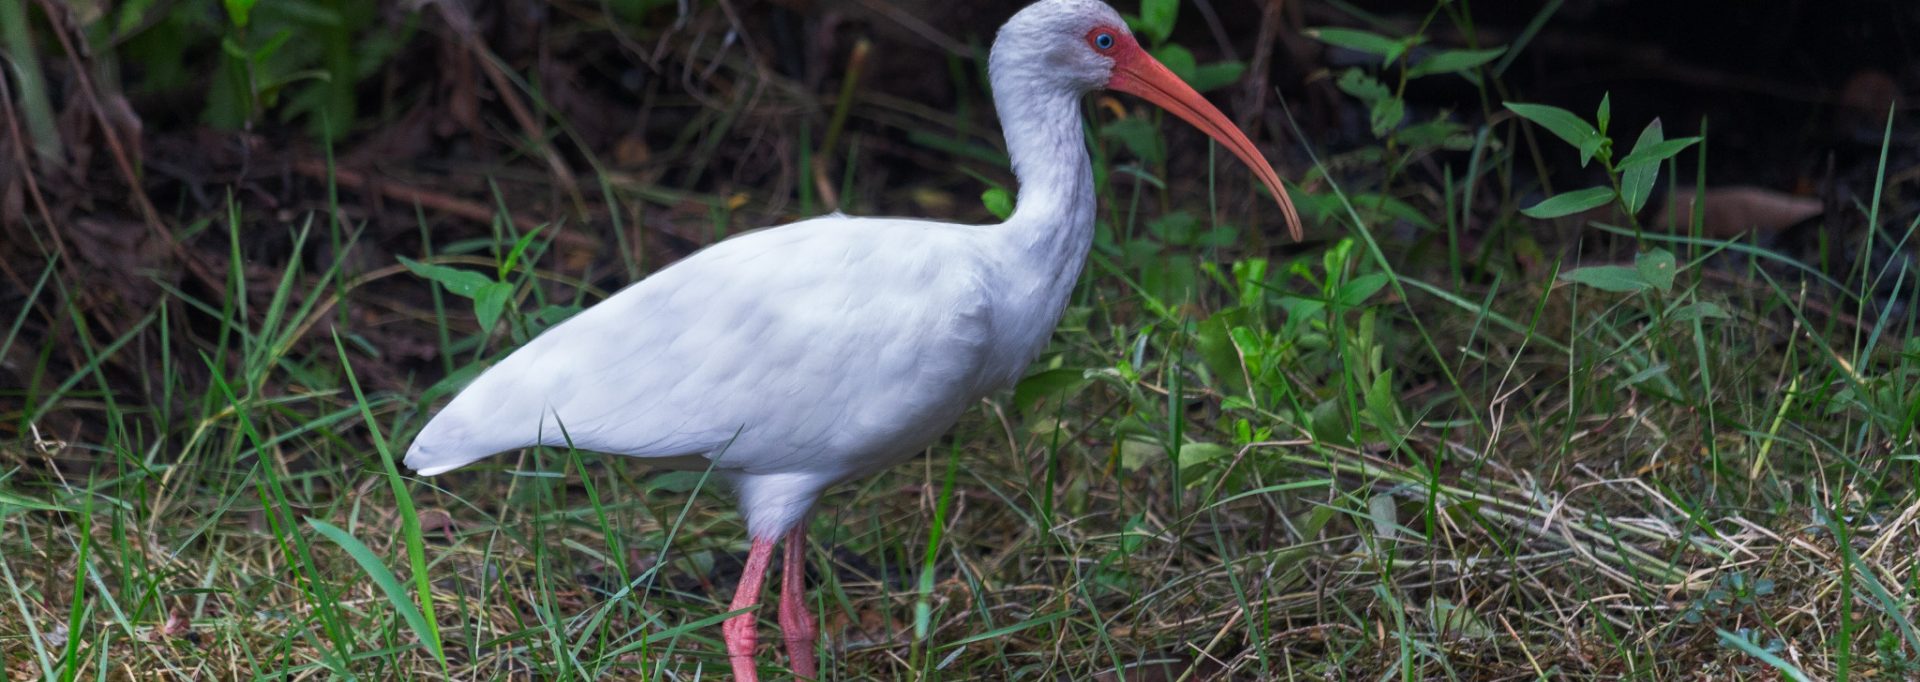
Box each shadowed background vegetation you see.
[3,0,1919,679]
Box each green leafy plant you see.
[203,0,396,137]
[1277,239,1400,446]
[1505,95,1701,222]
[1682,571,1776,624]
[400,225,580,348]
[1309,23,1507,131]
[400,257,517,341]
[1304,15,1503,241]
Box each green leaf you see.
[1228,325,1267,380]
[1619,136,1702,171]
[1356,193,1439,231]
[1139,0,1178,44]
[1308,27,1410,65]
[1596,92,1612,135]
[600,607,750,660]
[1670,301,1731,322]
[398,256,491,298]
[1150,44,1198,82]
[1405,47,1506,79]
[1146,210,1201,245]
[937,609,1078,651]
[1364,370,1403,433]
[1187,61,1247,92]
[1193,225,1238,248]
[1843,546,1920,663]
[1335,68,1390,103]
[1176,442,1233,472]
[981,187,1014,220]
[1147,47,1246,94]
[1428,596,1497,639]
[644,471,709,493]
[1118,438,1162,472]
[1560,265,1649,293]
[1622,362,1669,386]
[1099,117,1165,165]
[0,490,74,518]
[536,304,583,327]
[308,519,440,660]
[500,225,546,278]
[1334,69,1403,136]
[1141,256,1199,304]
[1014,367,1091,413]
[219,35,251,61]
[473,282,514,334]
[1505,102,1604,166]
[254,67,327,94]
[223,0,257,27]
[419,362,485,405]
[1635,248,1677,292]
[1368,96,1405,137]
[1717,629,1813,682]
[248,30,293,64]
[1367,492,1400,539]
[1395,119,1473,150]
[1337,273,1391,306]
[329,339,449,668]
[1520,186,1615,219]
[1619,119,1665,214]
[1195,315,1248,396]
[1229,259,1269,309]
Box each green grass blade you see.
[306,519,441,663]
[332,332,447,667]
[1716,628,1811,682]
[937,609,1075,651]
[0,489,75,516]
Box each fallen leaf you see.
[1655,186,1822,238]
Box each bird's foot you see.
[724,611,760,681]
[725,536,778,682]
[780,525,820,679]
[779,606,818,679]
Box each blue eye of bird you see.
[1095,33,1114,49]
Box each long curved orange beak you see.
[1105,34,1302,241]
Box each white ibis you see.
[403,0,1301,678]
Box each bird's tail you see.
[404,417,512,476]
[404,444,492,476]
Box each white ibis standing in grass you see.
[403,0,1302,678]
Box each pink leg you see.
[779,527,819,679]
[724,537,777,682]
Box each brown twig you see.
[1235,0,1287,133]
[847,0,972,58]
[291,159,539,231]
[1189,0,1240,63]
[35,0,223,291]
[0,44,66,270]
[422,0,587,219]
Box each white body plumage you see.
[406,210,1093,539]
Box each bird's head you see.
[992,0,1302,240]
[992,0,1132,92]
